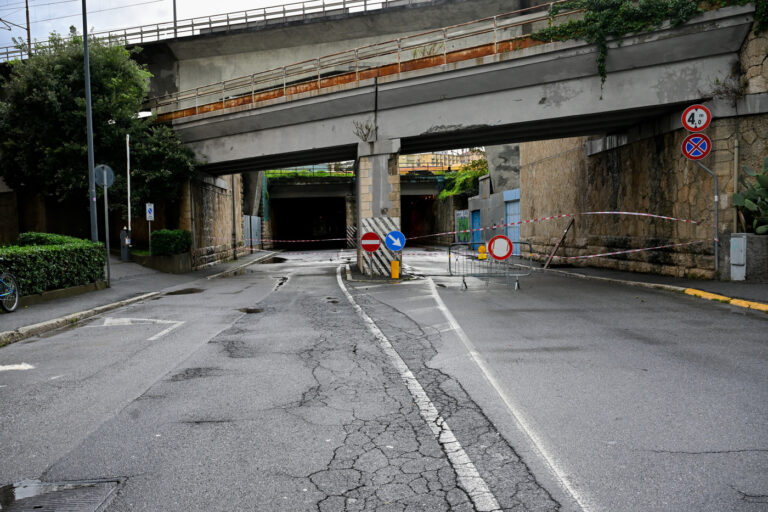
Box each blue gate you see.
[471,210,482,249]
[504,189,521,256]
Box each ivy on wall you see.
[531,0,764,88]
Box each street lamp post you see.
[82,0,98,242]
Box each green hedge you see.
[151,229,192,256]
[0,233,105,296]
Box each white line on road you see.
[0,363,35,371]
[101,318,185,341]
[426,278,591,512]
[147,321,184,341]
[337,267,501,512]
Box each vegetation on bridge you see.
[532,0,765,88]
[0,30,196,223]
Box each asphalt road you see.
[1,248,766,511]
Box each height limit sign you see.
[681,104,711,132]
[681,104,712,161]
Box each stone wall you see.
[433,195,468,246]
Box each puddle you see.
[167,367,223,381]
[273,277,288,291]
[164,288,204,296]
[257,257,287,264]
[0,479,119,511]
[326,297,339,304]
[238,308,263,314]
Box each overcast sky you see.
[0,0,284,48]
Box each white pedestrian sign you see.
[146,203,155,221]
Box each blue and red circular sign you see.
[682,133,711,160]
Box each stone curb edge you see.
[0,292,161,349]
[206,251,281,280]
[544,267,768,314]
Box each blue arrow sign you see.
[385,230,406,251]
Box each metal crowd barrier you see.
[448,241,533,290]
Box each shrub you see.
[150,229,192,256]
[0,233,105,295]
[733,157,768,234]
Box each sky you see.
[0,0,285,48]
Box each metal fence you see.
[448,241,533,289]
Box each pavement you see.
[1,248,767,346]
[0,251,278,345]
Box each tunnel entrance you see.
[270,197,347,250]
[402,195,436,242]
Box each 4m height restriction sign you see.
[681,104,711,132]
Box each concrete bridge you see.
[143,4,754,274]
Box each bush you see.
[150,229,192,256]
[0,233,105,295]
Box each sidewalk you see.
[0,251,277,341]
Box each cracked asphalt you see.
[1,248,766,511]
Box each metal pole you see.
[173,0,177,38]
[126,134,131,232]
[25,0,31,57]
[103,170,111,287]
[695,161,719,276]
[83,0,98,242]
[232,174,238,260]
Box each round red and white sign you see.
[360,232,381,252]
[682,133,712,161]
[488,235,514,260]
[681,104,711,132]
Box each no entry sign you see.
[681,104,711,132]
[361,232,381,252]
[682,133,712,160]
[488,235,514,260]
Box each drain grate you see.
[0,479,119,512]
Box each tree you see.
[0,29,195,223]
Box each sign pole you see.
[695,161,719,276]
[126,134,131,234]
[103,169,111,287]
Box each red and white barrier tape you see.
[545,240,705,261]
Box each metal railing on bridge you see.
[147,1,581,121]
[0,0,435,63]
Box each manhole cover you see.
[165,288,204,296]
[0,479,119,511]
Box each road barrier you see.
[448,241,533,290]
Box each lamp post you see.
[82,0,98,242]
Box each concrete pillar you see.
[345,193,357,249]
[486,144,520,191]
[356,139,401,276]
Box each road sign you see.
[385,230,406,251]
[682,104,711,132]
[146,203,155,221]
[488,235,514,260]
[361,231,381,252]
[94,164,114,188]
[682,134,712,160]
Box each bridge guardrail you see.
[146,1,581,119]
[0,0,440,63]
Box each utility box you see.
[730,234,746,281]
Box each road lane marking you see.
[337,266,501,512]
[101,318,185,341]
[427,278,590,512]
[0,363,35,371]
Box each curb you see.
[0,292,161,348]
[545,267,768,314]
[206,251,281,279]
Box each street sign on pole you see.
[146,203,155,221]
[488,235,514,260]
[94,164,114,188]
[682,134,712,160]
[682,104,711,132]
[385,230,406,251]
[361,232,381,252]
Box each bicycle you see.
[0,256,19,312]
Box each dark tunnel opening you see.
[269,197,347,250]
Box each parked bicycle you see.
[0,256,19,312]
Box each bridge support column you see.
[356,139,401,276]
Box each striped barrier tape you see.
[543,240,705,261]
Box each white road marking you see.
[0,363,35,371]
[101,317,185,341]
[0,385,7,388]
[50,375,64,380]
[426,278,590,512]
[337,267,501,512]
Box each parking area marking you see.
[337,267,501,511]
[0,363,35,371]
